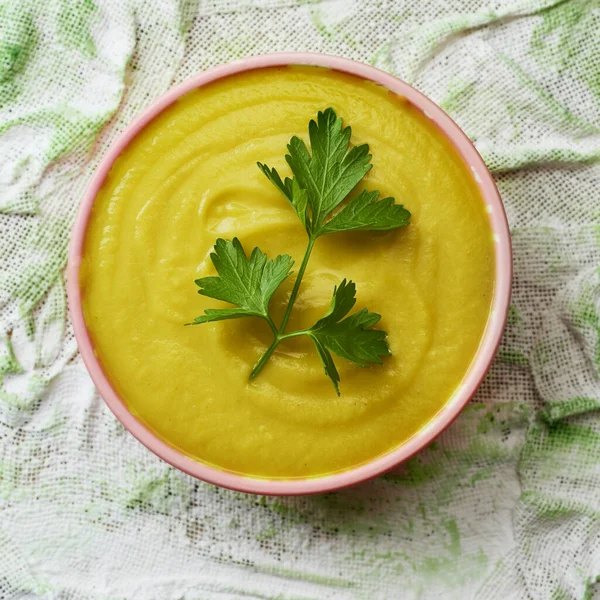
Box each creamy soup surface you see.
[81,66,494,479]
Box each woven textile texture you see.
[1,0,600,598]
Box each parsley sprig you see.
[189,108,410,394]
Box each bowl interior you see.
[67,52,512,496]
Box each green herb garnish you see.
[189,108,410,394]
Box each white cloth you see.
[1,1,600,598]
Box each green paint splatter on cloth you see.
[255,521,278,541]
[521,421,600,486]
[0,371,48,409]
[256,565,355,589]
[0,333,21,379]
[528,421,600,453]
[0,107,113,163]
[499,53,599,135]
[124,465,192,515]
[57,0,99,57]
[530,0,600,101]
[346,520,488,591]
[507,305,521,326]
[0,4,37,108]
[572,296,600,367]
[440,78,477,114]
[542,397,600,423]
[498,349,530,367]
[384,402,529,506]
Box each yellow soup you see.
[81,66,494,479]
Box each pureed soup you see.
[81,66,494,479]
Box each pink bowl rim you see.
[67,52,512,496]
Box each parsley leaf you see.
[287,109,372,230]
[258,108,410,237]
[190,238,294,327]
[257,163,309,230]
[318,189,411,235]
[306,279,391,395]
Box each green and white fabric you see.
[1,0,600,598]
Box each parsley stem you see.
[249,337,280,380]
[279,329,311,340]
[279,237,315,334]
[265,315,279,337]
[249,237,315,381]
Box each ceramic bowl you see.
[67,52,512,496]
